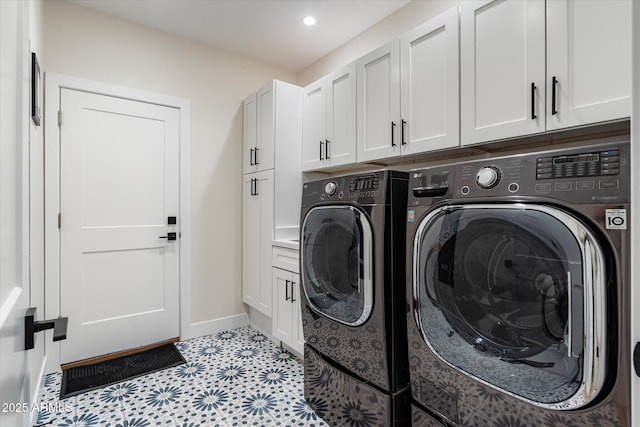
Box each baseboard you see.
[30,355,48,426]
[183,313,249,340]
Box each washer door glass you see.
[302,205,373,326]
[414,204,606,409]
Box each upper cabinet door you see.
[400,7,460,155]
[326,62,357,168]
[461,0,545,145]
[546,0,631,130]
[256,83,274,171]
[242,92,257,175]
[357,40,401,163]
[302,78,326,171]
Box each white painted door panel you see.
[326,62,357,167]
[272,268,293,344]
[401,7,460,155]
[242,175,261,308]
[60,88,180,363]
[256,84,274,171]
[0,1,31,424]
[546,0,631,130]
[357,40,401,162]
[243,92,257,174]
[242,170,273,316]
[461,0,545,145]
[257,172,274,316]
[302,78,326,171]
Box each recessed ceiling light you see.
[303,16,316,26]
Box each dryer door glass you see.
[413,204,607,409]
[302,206,373,326]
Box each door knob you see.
[159,232,177,241]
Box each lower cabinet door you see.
[272,268,304,355]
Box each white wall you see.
[41,0,296,330]
[297,0,460,86]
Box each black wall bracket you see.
[25,307,68,350]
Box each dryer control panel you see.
[302,170,407,208]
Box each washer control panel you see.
[409,141,629,206]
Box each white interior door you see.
[59,88,180,364]
[1,0,31,424]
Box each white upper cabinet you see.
[461,0,546,145]
[400,7,460,156]
[302,78,326,171]
[242,92,257,175]
[357,40,401,163]
[326,64,357,168]
[357,7,460,163]
[302,62,356,171]
[256,83,275,171]
[244,81,294,174]
[461,0,631,146]
[546,0,631,130]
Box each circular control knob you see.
[476,166,501,189]
[324,181,337,195]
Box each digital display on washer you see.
[552,153,600,164]
[350,175,379,191]
[536,149,620,180]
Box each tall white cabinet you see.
[302,62,357,171]
[242,80,302,317]
[357,7,460,162]
[461,0,631,145]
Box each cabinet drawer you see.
[272,246,299,272]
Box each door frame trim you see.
[44,73,192,373]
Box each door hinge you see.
[58,110,62,127]
[57,213,61,229]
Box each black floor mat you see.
[60,343,186,399]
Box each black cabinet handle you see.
[254,178,259,196]
[531,83,537,120]
[249,148,255,166]
[285,280,290,301]
[401,120,406,145]
[319,141,324,160]
[291,281,296,303]
[391,121,396,146]
[325,140,330,159]
[254,147,259,165]
[634,342,640,377]
[250,178,254,195]
[551,76,558,115]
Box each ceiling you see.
[66,0,411,72]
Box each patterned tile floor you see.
[36,326,327,427]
